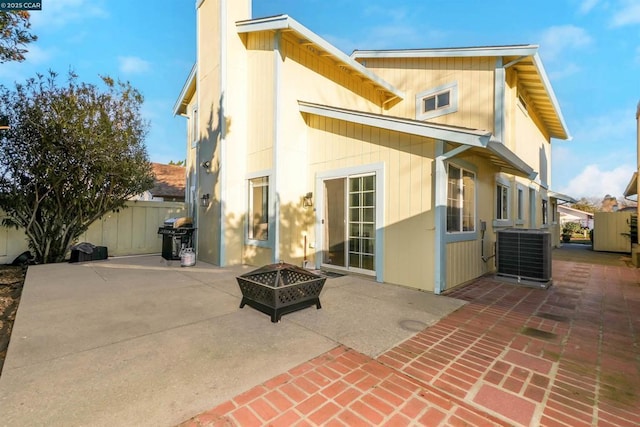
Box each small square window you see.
[424,91,451,113]
[416,82,458,121]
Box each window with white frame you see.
[496,183,509,220]
[416,82,458,121]
[517,187,524,221]
[542,199,548,225]
[447,164,475,233]
[248,176,269,241]
[191,106,198,148]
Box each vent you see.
[496,229,552,288]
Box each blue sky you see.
[2,0,639,199]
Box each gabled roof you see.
[236,15,404,105]
[298,101,535,179]
[150,163,186,199]
[352,45,571,141]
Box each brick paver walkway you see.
[180,255,640,426]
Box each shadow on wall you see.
[196,95,225,263]
[230,199,316,267]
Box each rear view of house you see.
[174,1,571,293]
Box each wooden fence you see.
[0,201,186,264]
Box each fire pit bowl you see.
[236,262,326,323]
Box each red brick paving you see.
[180,254,640,426]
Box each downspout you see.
[218,0,228,266]
[195,0,202,261]
[434,142,472,294]
[272,30,282,263]
[494,58,505,143]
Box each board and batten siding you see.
[446,240,485,289]
[245,32,276,173]
[305,114,437,291]
[359,56,496,132]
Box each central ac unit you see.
[496,229,552,288]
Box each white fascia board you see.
[623,172,638,197]
[299,101,490,147]
[532,53,572,141]
[486,140,536,179]
[173,63,197,116]
[237,15,404,101]
[548,190,578,204]
[352,45,539,59]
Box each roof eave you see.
[623,172,638,197]
[237,15,404,103]
[351,45,540,59]
[298,101,490,147]
[548,190,578,204]
[173,63,197,116]
[486,141,537,179]
[531,53,571,141]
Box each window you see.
[551,200,557,223]
[447,164,475,233]
[517,188,524,221]
[423,91,450,113]
[416,82,458,121]
[496,183,509,220]
[542,199,548,225]
[191,107,198,148]
[248,176,269,241]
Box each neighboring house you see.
[132,162,186,202]
[558,205,593,229]
[173,2,572,294]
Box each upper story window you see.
[416,82,458,121]
[447,164,475,233]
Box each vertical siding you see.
[246,33,275,172]
[446,240,486,289]
[363,57,495,132]
[305,116,436,291]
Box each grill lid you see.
[163,217,193,228]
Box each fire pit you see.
[236,262,326,323]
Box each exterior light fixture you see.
[303,192,313,207]
[200,193,210,207]
[201,160,210,169]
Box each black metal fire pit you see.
[236,262,326,323]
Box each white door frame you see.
[315,163,385,282]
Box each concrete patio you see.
[1,245,638,426]
[0,255,465,426]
